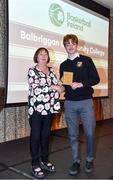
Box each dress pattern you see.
[28,66,60,117]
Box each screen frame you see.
[5,0,110,107]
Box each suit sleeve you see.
[82,58,100,87]
[59,64,64,79]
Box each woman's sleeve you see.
[27,68,39,89]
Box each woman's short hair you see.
[63,34,78,46]
[33,47,50,63]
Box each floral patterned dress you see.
[28,66,60,117]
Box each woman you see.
[28,47,63,179]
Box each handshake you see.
[51,80,65,94]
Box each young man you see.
[60,34,100,175]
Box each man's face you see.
[64,39,78,55]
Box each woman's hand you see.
[51,85,65,94]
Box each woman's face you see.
[37,49,49,65]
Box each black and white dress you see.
[28,66,60,117]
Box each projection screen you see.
[7,0,109,104]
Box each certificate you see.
[62,71,73,85]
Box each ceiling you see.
[92,0,113,10]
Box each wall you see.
[0,0,30,142]
[0,0,113,143]
[101,15,113,119]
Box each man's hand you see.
[71,82,83,90]
[51,85,65,94]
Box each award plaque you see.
[62,71,73,85]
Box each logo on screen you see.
[49,3,64,27]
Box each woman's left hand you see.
[51,85,65,94]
